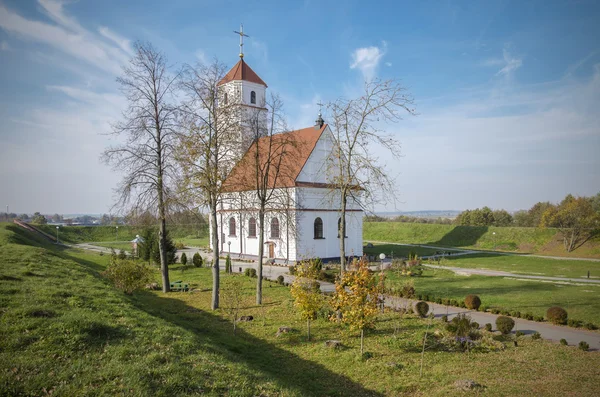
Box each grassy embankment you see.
[37,225,209,249]
[364,222,600,258]
[1,222,600,396]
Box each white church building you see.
[210,56,363,263]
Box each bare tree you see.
[177,59,241,310]
[222,93,299,304]
[326,79,415,273]
[102,41,179,293]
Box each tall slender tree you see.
[177,59,241,309]
[326,79,415,274]
[221,93,298,304]
[102,41,179,293]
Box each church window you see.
[250,90,256,104]
[248,217,257,238]
[229,217,236,237]
[314,217,323,239]
[224,93,228,104]
[270,217,280,239]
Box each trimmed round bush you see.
[484,323,492,332]
[531,332,541,340]
[534,315,544,322]
[560,338,568,346]
[414,301,429,317]
[547,306,568,325]
[441,315,448,322]
[276,275,284,285]
[579,341,589,351]
[496,316,515,334]
[244,268,257,278]
[584,322,598,330]
[515,331,525,337]
[464,294,481,310]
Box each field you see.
[36,224,208,245]
[442,253,600,279]
[1,222,600,396]
[364,222,600,258]
[385,267,600,325]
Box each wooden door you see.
[268,243,275,258]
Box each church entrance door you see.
[268,243,275,258]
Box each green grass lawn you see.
[364,222,600,258]
[2,222,600,396]
[443,253,600,279]
[385,267,600,324]
[363,243,439,259]
[175,236,210,248]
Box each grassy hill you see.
[364,222,600,258]
[2,222,600,395]
[36,224,208,247]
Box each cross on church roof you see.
[233,23,249,59]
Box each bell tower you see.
[217,24,268,161]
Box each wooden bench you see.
[170,280,189,292]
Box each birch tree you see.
[177,60,241,309]
[102,41,179,293]
[326,79,415,273]
[222,93,298,304]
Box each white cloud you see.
[98,26,133,55]
[195,49,207,64]
[385,62,392,67]
[0,40,8,50]
[496,48,522,77]
[0,1,130,75]
[387,65,600,211]
[350,42,387,80]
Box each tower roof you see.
[217,59,267,87]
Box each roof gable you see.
[217,59,267,87]
[221,125,326,192]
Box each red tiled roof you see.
[221,124,327,193]
[217,59,267,87]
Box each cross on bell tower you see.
[233,24,249,59]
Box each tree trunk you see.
[210,204,220,310]
[233,318,237,335]
[257,208,265,305]
[360,328,364,355]
[307,318,311,341]
[339,191,348,276]
[156,134,170,293]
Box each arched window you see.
[248,217,257,238]
[314,217,323,239]
[229,217,236,237]
[270,217,280,239]
[223,92,228,105]
[250,90,256,104]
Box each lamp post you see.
[227,241,231,274]
[492,232,496,250]
[116,226,119,241]
[56,226,59,244]
[379,253,386,271]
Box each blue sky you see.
[1,0,599,214]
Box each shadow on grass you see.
[125,291,384,397]
[427,225,488,249]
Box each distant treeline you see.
[456,192,600,228]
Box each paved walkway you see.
[369,240,600,262]
[74,243,600,351]
[423,264,600,284]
